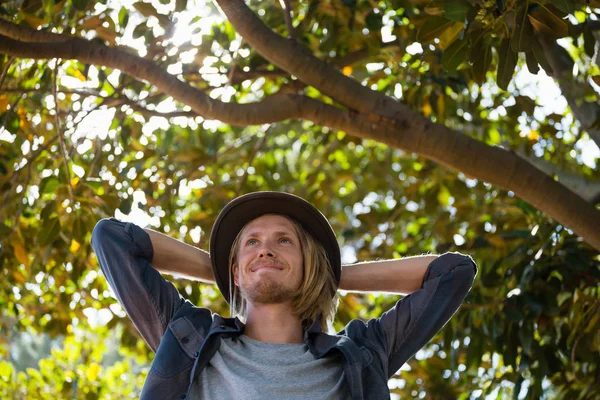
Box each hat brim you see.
[209,192,341,303]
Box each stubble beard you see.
[240,278,295,304]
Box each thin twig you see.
[1,96,20,131]
[127,102,196,118]
[227,38,245,87]
[53,59,75,204]
[280,0,297,41]
[8,160,32,237]
[85,137,103,179]
[1,87,102,96]
[237,124,273,194]
[0,56,15,91]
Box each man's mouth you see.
[251,264,284,272]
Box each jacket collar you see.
[211,314,245,333]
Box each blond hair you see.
[228,214,338,331]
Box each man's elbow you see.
[91,218,118,251]
[428,252,478,281]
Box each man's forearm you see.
[339,254,438,295]
[144,229,215,283]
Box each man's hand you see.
[145,229,215,283]
[338,255,438,295]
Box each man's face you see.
[232,214,304,305]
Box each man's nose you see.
[258,243,276,257]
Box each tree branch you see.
[540,36,600,149]
[215,0,403,119]
[2,25,600,250]
[0,19,68,42]
[516,149,600,204]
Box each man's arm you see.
[144,228,215,283]
[91,218,186,352]
[339,254,438,295]
[346,252,477,377]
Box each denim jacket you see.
[91,218,477,400]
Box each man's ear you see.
[232,264,239,287]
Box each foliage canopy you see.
[1,0,599,398]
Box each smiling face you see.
[232,214,304,305]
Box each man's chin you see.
[241,281,294,304]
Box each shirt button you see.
[194,351,199,357]
[181,337,189,344]
[179,395,186,399]
[219,325,226,329]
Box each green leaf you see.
[472,38,492,83]
[550,0,574,14]
[497,39,517,90]
[366,11,383,31]
[118,6,129,29]
[511,1,534,52]
[488,128,501,144]
[437,185,452,206]
[71,0,89,11]
[41,201,57,221]
[84,178,104,194]
[528,5,568,38]
[132,2,160,18]
[557,292,572,306]
[0,360,13,381]
[175,0,187,12]
[0,223,12,240]
[118,197,133,214]
[442,37,469,71]
[132,22,147,39]
[444,0,472,22]
[438,20,465,50]
[525,51,540,74]
[40,176,59,194]
[39,217,60,247]
[417,16,456,43]
[42,0,54,16]
[532,38,553,75]
[73,216,86,243]
[583,25,596,58]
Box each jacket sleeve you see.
[370,252,477,377]
[91,218,185,352]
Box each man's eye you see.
[279,238,291,244]
[246,239,258,246]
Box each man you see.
[91,191,477,399]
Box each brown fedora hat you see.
[209,191,341,303]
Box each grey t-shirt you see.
[189,335,348,399]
